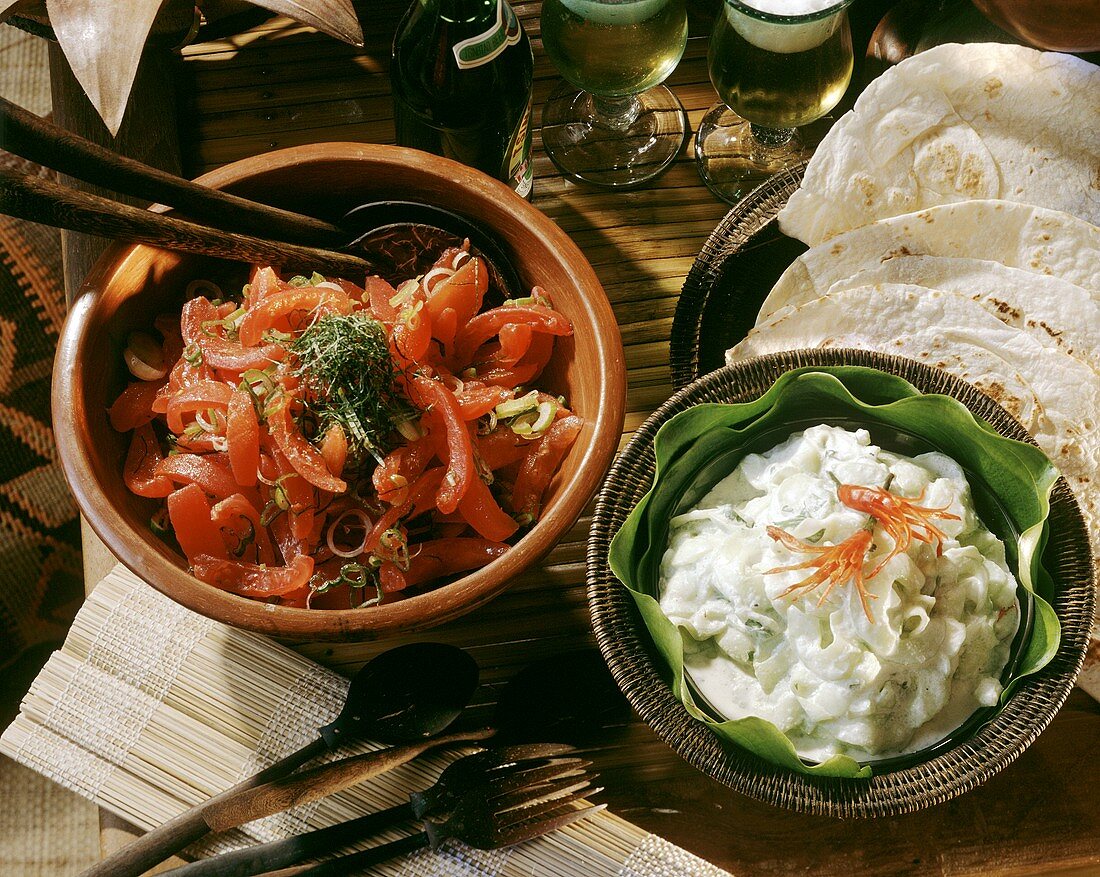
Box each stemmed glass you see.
[696,0,853,203]
[540,0,689,188]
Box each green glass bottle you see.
[391,0,535,198]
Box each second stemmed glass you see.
[696,0,853,203]
[540,0,689,188]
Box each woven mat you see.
[2,566,733,876]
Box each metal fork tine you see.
[493,782,602,829]
[490,803,608,848]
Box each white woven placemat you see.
[1,566,732,876]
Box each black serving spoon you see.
[80,643,479,877]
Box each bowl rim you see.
[54,142,627,639]
[586,348,1095,817]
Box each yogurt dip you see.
[658,424,1020,762]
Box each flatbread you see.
[727,284,1100,556]
[761,201,1100,322]
[759,255,1100,372]
[778,43,1100,244]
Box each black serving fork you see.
[162,745,588,877]
[272,771,604,877]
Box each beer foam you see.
[556,0,672,26]
[738,0,843,13]
[725,0,846,53]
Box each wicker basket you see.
[586,349,1095,817]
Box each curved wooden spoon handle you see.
[0,165,370,277]
[0,96,346,248]
[78,810,211,877]
[78,737,330,877]
[202,728,495,834]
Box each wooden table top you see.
[67,1,1100,874]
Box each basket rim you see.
[585,349,1096,818]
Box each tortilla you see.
[777,43,1100,245]
[759,255,1100,372]
[761,201,1100,323]
[727,284,1100,555]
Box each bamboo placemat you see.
[2,566,731,876]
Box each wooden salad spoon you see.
[79,643,481,877]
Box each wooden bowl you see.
[971,0,1100,52]
[54,143,626,640]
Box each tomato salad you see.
[109,248,581,608]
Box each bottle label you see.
[452,0,521,70]
[504,95,533,197]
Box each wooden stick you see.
[201,728,495,834]
[0,96,347,249]
[78,737,331,877]
[0,166,370,277]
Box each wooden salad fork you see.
[161,745,585,877]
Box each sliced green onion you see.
[512,400,557,439]
[495,390,539,420]
[389,279,420,308]
[182,342,203,365]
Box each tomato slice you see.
[268,399,347,493]
[364,276,398,324]
[392,301,432,363]
[181,296,285,371]
[156,453,256,504]
[365,467,444,553]
[408,376,474,514]
[167,483,228,562]
[476,332,555,388]
[404,537,509,587]
[319,423,348,478]
[477,428,533,470]
[226,388,260,487]
[211,493,277,565]
[431,306,458,353]
[237,287,353,347]
[455,383,512,421]
[496,323,533,366]
[191,553,314,598]
[512,415,582,519]
[123,423,173,497]
[109,380,165,432]
[165,380,233,434]
[426,257,488,326]
[453,305,572,367]
[373,436,434,505]
[263,444,316,541]
[457,474,518,542]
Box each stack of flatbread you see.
[723,43,1100,687]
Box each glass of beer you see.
[696,0,853,203]
[540,0,689,188]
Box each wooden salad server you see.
[0,165,369,277]
[79,644,480,877]
[0,95,346,248]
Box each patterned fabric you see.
[0,149,83,697]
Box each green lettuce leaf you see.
[609,367,1060,778]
